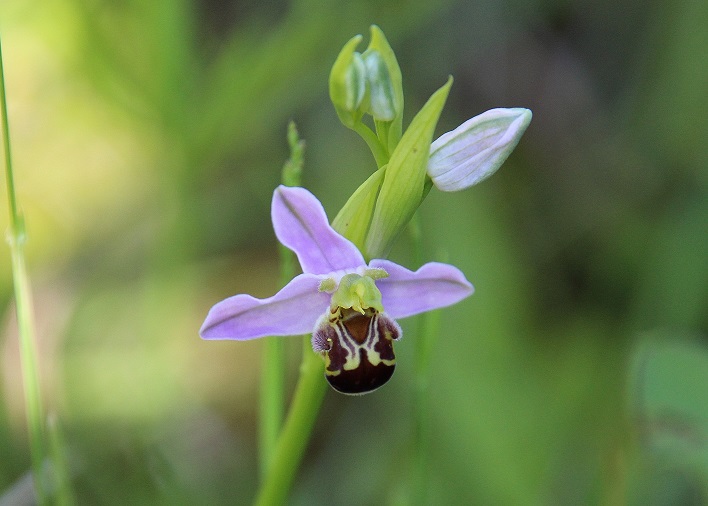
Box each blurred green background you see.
[1,0,706,504]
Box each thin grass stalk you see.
[0,37,48,506]
[47,413,76,506]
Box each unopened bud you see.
[427,108,532,191]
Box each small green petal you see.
[363,268,389,280]
[319,278,337,292]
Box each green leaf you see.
[364,77,452,258]
[332,166,386,253]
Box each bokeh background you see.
[1,0,706,504]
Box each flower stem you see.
[0,37,48,505]
[409,212,441,506]
[259,337,285,478]
[352,121,389,168]
[259,122,304,477]
[413,307,441,505]
[254,339,326,506]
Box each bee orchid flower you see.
[200,186,473,395]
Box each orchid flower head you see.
[200,185,473,394]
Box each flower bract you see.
[200,186,473,394]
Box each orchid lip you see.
[312,307,401,395]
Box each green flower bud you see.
[362,50,396,121]
[329,35,368,128]
[363,25,404,151]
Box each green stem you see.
[352,121,388,168]
[254,340,326,506]
[409,212,423,267]
[259,336,285,478]
[256,121,328,501]
[47,413,76,506]
[11,244,48,504]
[0,38,48,505]
[259,241,295,478]
[413,308,441,506]
[409,212,440,506]
[0,42,18,233]
[374,119,391,153]
[258,242,298,478]
[259,122,304,478]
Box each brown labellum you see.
[312,308,401,395]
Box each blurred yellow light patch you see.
[0,2,164,278]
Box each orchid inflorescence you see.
[200,26,531,395]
